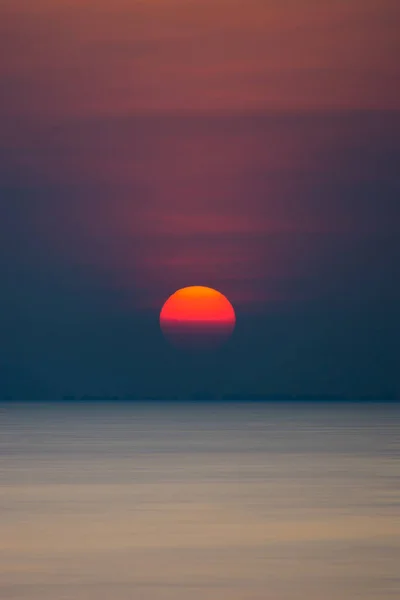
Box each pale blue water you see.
[1,402,399,599]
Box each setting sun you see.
[160,286,236,349]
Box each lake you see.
[1,402,399,599]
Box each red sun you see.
[160,286,236,349]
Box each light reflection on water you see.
[1,402,399,600]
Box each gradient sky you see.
[0,0,399,397]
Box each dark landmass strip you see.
[1,392,398,403]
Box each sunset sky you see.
[0,0,399,397]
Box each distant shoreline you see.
[1,395,399,404]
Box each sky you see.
[0,0,399,398]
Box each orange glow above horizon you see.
[160,286,236,348]
[1,0,398,118]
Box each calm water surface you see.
[1,402,399,599]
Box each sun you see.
[160,286,236,349]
